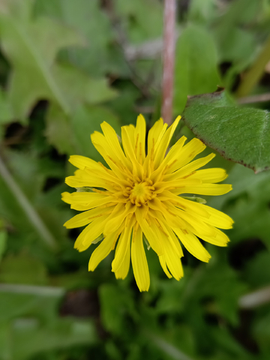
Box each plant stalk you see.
[162,0,176,125]
[237,35,270,98]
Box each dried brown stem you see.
[162,0,176,125]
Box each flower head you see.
[62,115,233,291]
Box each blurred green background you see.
[1,0,270,359]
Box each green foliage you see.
[0,290,96,360]
[0,0,84,119]
[0,0,270,359]
[174,24,220,113]
[182,90,270,173]
[0,230,7,262]
[115,0,163,43]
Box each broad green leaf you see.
[53,64,118,107]
[115,0,163,44]
[216,28,256,64]
[99,284,136,335]
[34,0,111,50]
[0,0,85,118]
[34,0,129,77]
[188,0,218,24]
[174,24,220,114]
[46,104,121,160]
[45,104,76,155]
[213,0,260,63]
[0,0,118,120]
[182,90,270,173]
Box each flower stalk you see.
[162,0,177,125]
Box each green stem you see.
[0,157,57,250]
[237,35,270,97]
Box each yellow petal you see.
[194,227,230,247]
[173,226,211,262]
[166,226,184,258]
[155,178,202,194]
[134,114,146,163]
[162,236,183,280]
[194,202,234,229]
[149,210,183,257]
[61,192,73,204]
[153,116,181,168]
[147,119,167,158]
[101,121,130,168]
[64,207,111,229]
[164,153,215,181]
[114,245,131,280]
[91,131,129,179]
[159,255,172,278]
[69,155,99,170]
[121,126,139,165]
[169,138,206,173]
[65,169,108,189]
[131,227,150,292]
[62,191,114,209]
[135,208,163,255]
[103,203,135,235]
[164,201,215,237]
[190,168,228,183]
[64,210,97,229]
[151,212,191,280]
[177,183,232,196]
[88,232,118,271]
[112,223,132,274]
[160,194,209,218]
[175,210,215,237]
[74,217,107,251]
[161,135,187,169]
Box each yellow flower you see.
[62,115,233,291]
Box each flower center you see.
[129,180,155,207]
